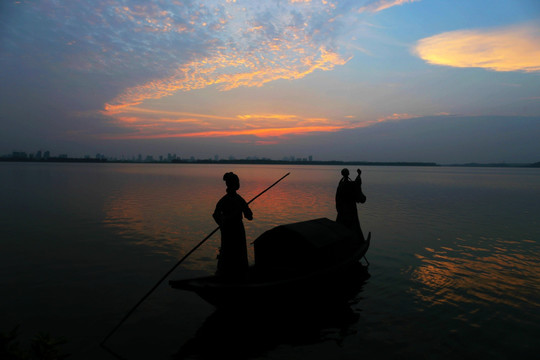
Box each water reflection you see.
[409,237,540,311]
[174,304,360,360]
[174,268,370,360]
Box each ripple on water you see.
[409,237,540,314]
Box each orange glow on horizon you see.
[98,98,386,142]
[97,105,420,142]
[101,124,348,140]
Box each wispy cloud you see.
[102,108,358,141]
[414,24,540,72]
[376,113,420,122]
[106,107,238,121]
[104,46,349,112]
[106,125,347,140]
[100,107,431,142]
[97,0,358,112]
[94,0,422,140]
[89,0,368,139]
[359,0,421,14]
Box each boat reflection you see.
[174,265,370,360]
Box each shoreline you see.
[1,157,539,168]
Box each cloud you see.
[376,113,419,122]
[414,24,540,72]
[107,125,346,140]
[101,0,354,112]
[101,107,357,141]
[100,107,428,142]
[104,46,349,112]
[359,0,421,13]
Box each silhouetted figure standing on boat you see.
[213,172,253,280]
[336,168,366,240]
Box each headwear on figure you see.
[223,172,240,191]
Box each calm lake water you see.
[1,163,539,359]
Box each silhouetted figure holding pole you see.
[336,168,366,240]
[213,172,253,281]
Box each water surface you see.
[1,163,539,359]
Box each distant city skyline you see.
[2,149,314,163]
[4,147,539,167]
[1,1,539,163]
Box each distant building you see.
[12,151,28,159]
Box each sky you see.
[1,0,539,163]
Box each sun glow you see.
[99,105,419,142]
[102,119,349,140]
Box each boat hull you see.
[170,232,370,309]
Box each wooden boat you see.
[169,218,370,308]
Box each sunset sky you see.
[1,0,539,163]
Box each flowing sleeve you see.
[241,197,253,220]
[355,174,366,204]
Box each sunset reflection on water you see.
[410,236,540,313]
[101,164,340,272]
